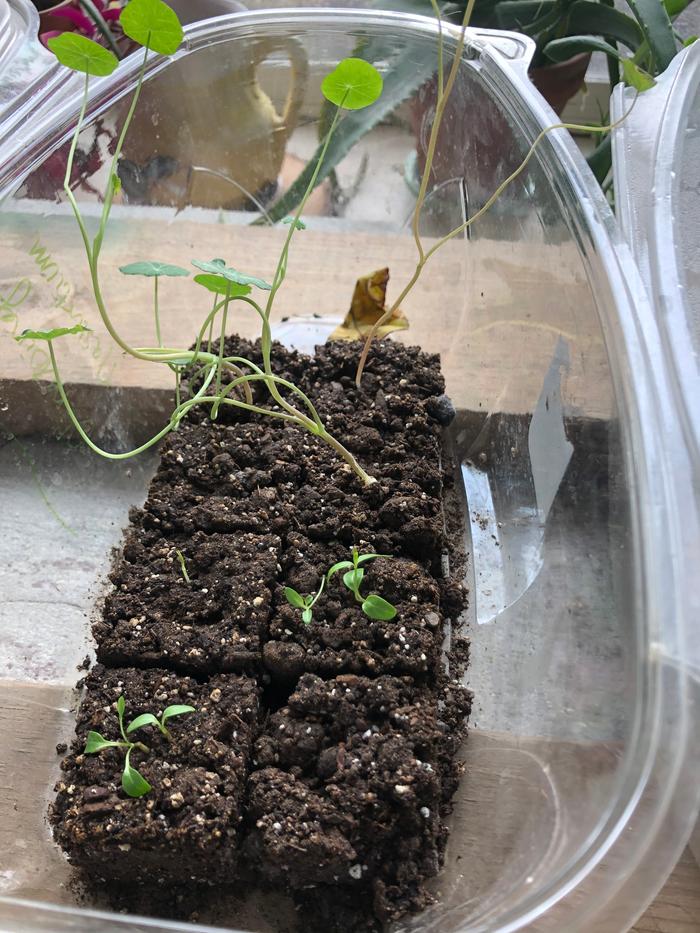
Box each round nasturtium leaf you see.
[47,33,119,76]
[225,267,272,290]
[120,0,183,56]
[191,258,227,275]
[622,59,656,92]
[119,261,189,277]
[193,273,251,297]
[321,58,383,110]
[15,324,91,343]
[192,259,271,290]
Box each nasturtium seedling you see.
[127,703,195,739]
[47,33,118,76]
[120,0,183,55]
[119,261,189,278]
[16,324,91,342]
[321,58,383,110]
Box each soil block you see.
[50,665,260,885]
[247,672,470,926]
[95,530,281,674]
[52,336,470,931]
[264,534,446,681]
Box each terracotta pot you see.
[529,52,591,116]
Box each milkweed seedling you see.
[284,575,325,624]
[83,694,195,797]
[327,548,397,621]
[175,548,191,583]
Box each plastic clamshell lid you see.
[612,41,700,467]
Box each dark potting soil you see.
[50,665,259,885]
[247,672,470,926]
[95,528,281,674]
[51,337,470,932]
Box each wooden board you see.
[635,851,700,933]
[0,202,614,441]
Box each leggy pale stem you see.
[154,276,162,346]
[356,101,641,388]
[260,104,345,422]
[212,287,231,417]
[63,50,156,363]
[63,75,93,260]
[316,426,376,486]
[430,0,444,101]
[264,103,344,322]
[411,0,473,261]
[355,2,473,387]
[93,45,149,260]
[48,343,216,460]
[207,295,216,353]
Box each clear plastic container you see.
[0,4,698,931]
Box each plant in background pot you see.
[400,0,698,185]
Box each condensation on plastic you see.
[0,6,698,933]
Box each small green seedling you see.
[327,548,397,621]
[126,703,195,741]
[83,694,195,797]
[284,575,325,624]
[175,548,190,583]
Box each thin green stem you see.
[259,103,346,421]
[211,287,231,418]
[430,0,444,98]
[309,575,326,608]
[48,343,215,460]
[118,705,129,744]
[153,276,162,347]
[207,295,216,353]
[355,2,473,386]
[93,46,149,261]
[264,102,345,323]
[63,74,93,260]
[174,366,181,409]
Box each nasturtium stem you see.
[54,48,375,487]
[154,276,162,347]
[259,101,346,423]
[47,343,216,460]
[212,286,231,418]
[207,295,217,353]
